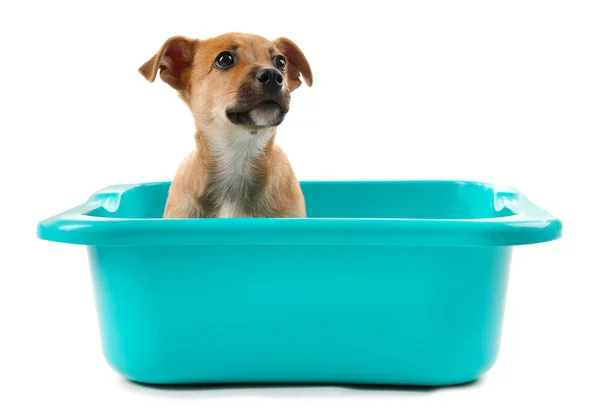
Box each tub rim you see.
[36,180,562,247]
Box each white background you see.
[1,0,599,407]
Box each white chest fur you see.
[216,201,237,218]
[208,127,274,218]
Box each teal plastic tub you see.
[37,181,561,386]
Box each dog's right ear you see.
[138,36,197,91]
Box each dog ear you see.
[138,36,197,91]
[273,37,313,92]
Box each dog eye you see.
[273,55,286,72]
[215,51,236,69]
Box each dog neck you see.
[196,127,276,217]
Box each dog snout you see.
[256,68,283,93]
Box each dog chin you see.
[226,101,287,128]
[249,102,285,127]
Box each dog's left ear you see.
[138,36,197,91]
[273,37,313,92]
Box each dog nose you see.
[256,68,283,92]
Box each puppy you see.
[139,33,312,218]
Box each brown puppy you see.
[139,33,312,218]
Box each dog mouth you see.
[226,99,289,127]
[254,100,283,111]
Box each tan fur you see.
[139,33,312,218]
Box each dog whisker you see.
[223,95,239,105]
[192,90,239,100]
[204,115,218,127]
[214,80,241,87]
[260,145,271,166]
[214,90,242,99]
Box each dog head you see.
[139,33,312,133]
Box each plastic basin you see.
[37,181,562,386]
